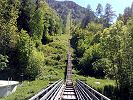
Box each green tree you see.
[95,3,104,24]
[103,3,116,27]
[26,48,44,80]
[92,58,113,78]
[121,19,133,99]
[0,0,20,54]
[17,30,44,80]
[30,0,45,42]
[86,22,103,34]
[72,22,103,76]
[0,0,20,79]
[79,43,101,76]
[0,54,8,70]
[17,30,33,79]
[81,5,96,28]
[100,20,133,99]
[30,0,63,45]
[96,3,103,17]
[100,21,124,80]
[123,7,132,24]
[17,0,35,33]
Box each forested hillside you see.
[46,0,116,28]
[0,0,133,100]
[0,0,64,80]
[46,0,95,24]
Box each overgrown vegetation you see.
[71,3,133,99]
[1,0,133,100]
[0,0,63,80]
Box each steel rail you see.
[76,80,111,100]
[29,79,63,100]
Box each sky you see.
[56,0,133,16]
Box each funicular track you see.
[29,42,111,100]
[60,52,77,100]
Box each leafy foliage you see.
[26,48,44,80]
[1,0,133,99]
[30,1,45,41]
[0,0,19,54]
[35,34,69,80]
[81,7,96,28]
[17,0,35,33]
[0,54,8,70]
[71,22,103,77]
[72,9,133,99]
[100,20,133,99]
[0,0,64,81]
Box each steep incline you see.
[46,0,88,23]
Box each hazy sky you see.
[56,0,133,16]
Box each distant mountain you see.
[46,0,88,23]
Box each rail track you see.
[29,46,110,100]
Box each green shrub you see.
[26,49,44,80]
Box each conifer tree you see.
[96,3,103,18]
[103,3,116,27]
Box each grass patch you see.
[0,80,49,100]
[38,66,65,80]
[38,34,70,80]
[73,74,115,88]
[73,74,117,99]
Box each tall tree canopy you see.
[96,3,103,17]
[103,3,116,27]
